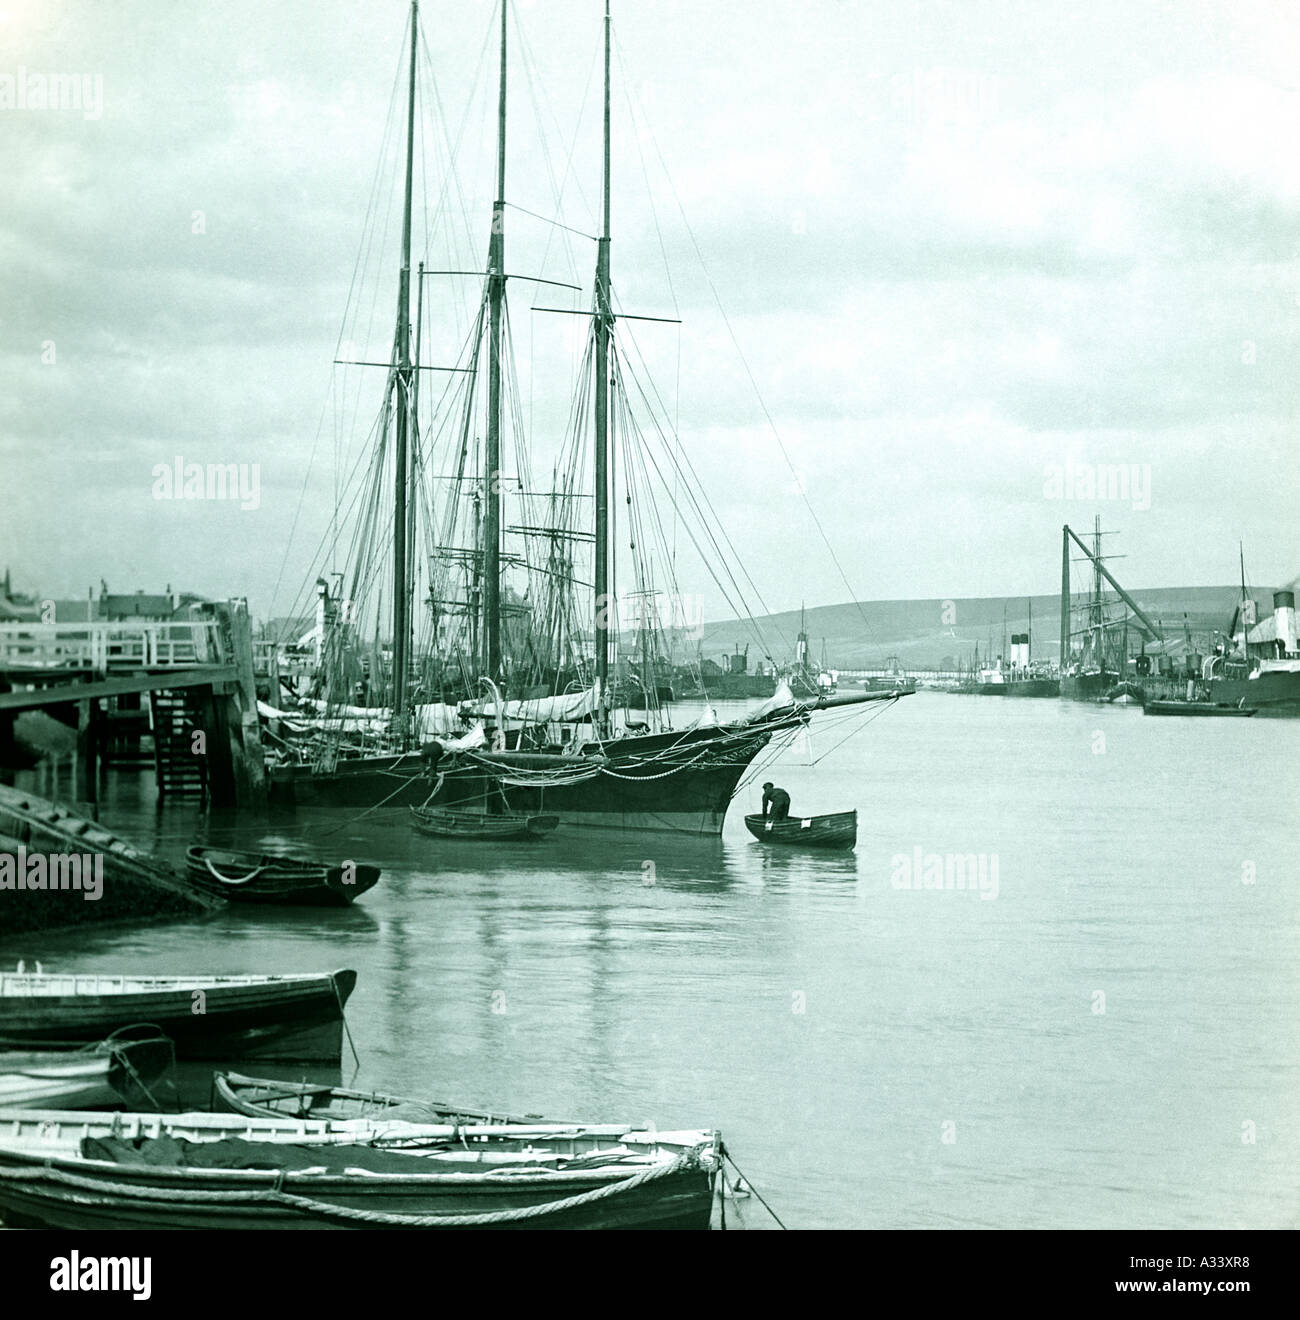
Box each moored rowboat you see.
[410,806,559,841]
[0,1027,175,1111]
[212,1070,545,1126]
[1143,700,1257,717]
[0,971,357,1063]
[183,846,380,906]
[743,810,857,850]
[0,1109,721,1229]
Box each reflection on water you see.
[3,693,1298,1228]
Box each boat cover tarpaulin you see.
[261,688,600,739]
[82,1134,436,1175]
[468,687,598,725]
[259,700,473,737]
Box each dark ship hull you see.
[699,673,777,699]
[269,719,787,834]
[1059,671,1118,702]
[610,683,676,709]
[1203,670,1300,716]
[972,678,1061,697]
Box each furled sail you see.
[463,686,599,726]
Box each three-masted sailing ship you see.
[264,1,907,832]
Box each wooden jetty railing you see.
[0,620,223,677]
[0,606,265,810]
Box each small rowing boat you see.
[212,1070,545,1126]
[1143,700,1257,717]
[410,806,560,841]
[743,810,857,849]
[0,1027,174,1111]
[0,1109,721,1229]
[0,970,357,1063]
[184,847,380,906]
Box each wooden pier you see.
[0,602,266,809]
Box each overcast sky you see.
[3,0,1298,624]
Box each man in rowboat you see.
[761,782,791,823]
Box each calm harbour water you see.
[4,692,1297,1229]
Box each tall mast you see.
[1238,540,1249,650]
[1059,525,1070,671]
[392,0,418,725]
[408,259,424,689]
[1092,514,1103,666]
[483,0,507,681]
[593,0,612,723]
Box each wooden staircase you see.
[149,690,208,799]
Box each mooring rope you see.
[203,857,267,884]
[312,754,423,837]
[721,1144,786,1230]
[598,748,710,781]
[333,982,360,1069]
[102,1026,176,1115]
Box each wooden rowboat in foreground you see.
[184,846,381,906]
[212,1070,545,1126]
[0,971,357,1063]
[743,810,857,850]
[410,806,559,841]
[0,1109,721,1230]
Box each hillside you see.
[697,586,1277,671]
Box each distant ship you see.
[973,610,1059,697]
[1202,562,1300,716]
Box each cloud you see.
[2,0,1298,623]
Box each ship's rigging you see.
[261,0,908,830]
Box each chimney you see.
[1274,590,1296,655]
